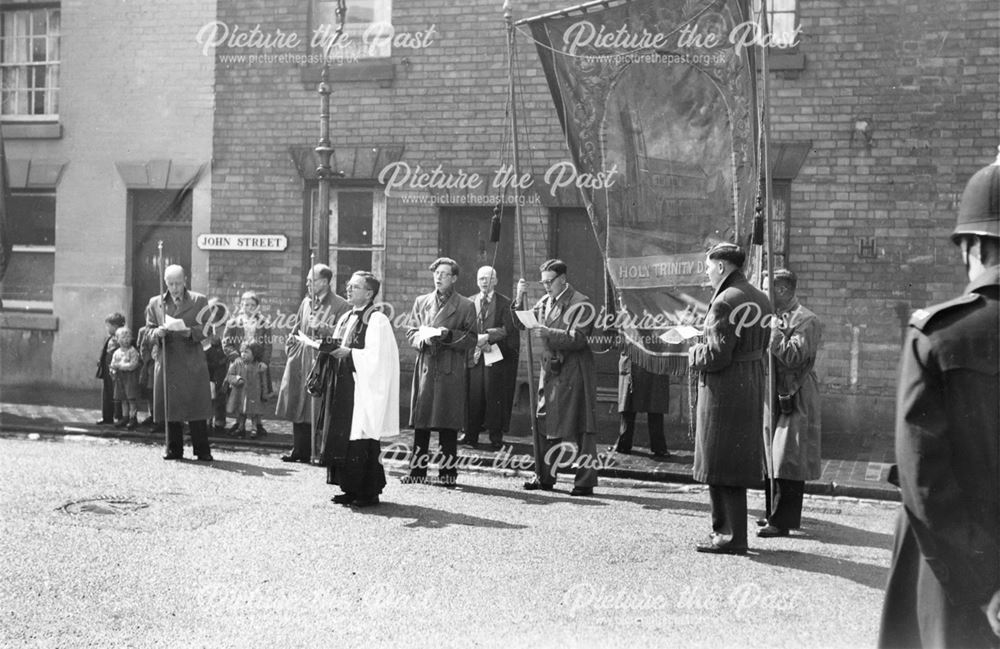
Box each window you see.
[312,0,393,61]
[311,188,386,292]
[0,190,55,309]
[0,6,60,119]
[752,0,799,49]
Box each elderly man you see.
[274,264,349,463]
[688,243,772,555]
[459,265,519,451]
[145,264,215,461]
[403,257,478,487]
[879,156,1000,647]
[758,268,823,538]
[515,259,599,496]
[318,271,399,508]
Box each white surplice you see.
[345,309,400,441]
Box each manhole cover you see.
[59,497,149,516]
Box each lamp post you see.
[314,0,347,266]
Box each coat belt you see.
[731,349,763,362]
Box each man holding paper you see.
[460,266,519,451]
[515,259,599,496]
[403,257,478,487]
[274,264,350,463]
[145,264,215,461]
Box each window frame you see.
[0,187,56,311]
[751,0,800,52]
[309,186,387,293]
[308,0,394,63]
[0,3,60,121]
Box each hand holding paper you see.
[162,314,189,333]
[482,344,504,366]
[515,310,541,329]
[414,325,445,346]
[659,325,702,345]
[295,330,321,349]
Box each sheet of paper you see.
[295,330,321,349]
[482,344,503,366]
[659,325,702,345]
[162,314,189,332]
[515,310,541,329]
[414,325,443,345]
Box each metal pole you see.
[316,65,333,267]
[157,241,169,431]
[504,0,539,445]
[760,0,777,518]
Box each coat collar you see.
[709,270,745,305]
[966,264,1000,294]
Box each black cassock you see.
[315,303,387,500]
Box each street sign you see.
[196,234,288,251]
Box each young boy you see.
[109,326,141,430]
[95,313,126,425]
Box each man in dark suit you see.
[879,156,1000,647]
[688,243,772,555]
[403,257,478,487]
[515,259,600,496]
[460,265,519,451]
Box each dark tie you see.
[480,296,490,326]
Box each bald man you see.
[146,264,215,461]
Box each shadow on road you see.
[198,459,298,478]
[750,508,895,551]
[588,489,712,514]
[454,482,608,507]
[749,548,889,590]
[352,501,529,530]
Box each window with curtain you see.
[0,6,60,118]
[752,0,799,49]
[312,0,393,60]
[0,190,56,310]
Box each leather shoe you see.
[162,453,183,460]
[196,454,214,462]
[757,525,789,538]
[695,541,748,555]
[457,435,478,448]
[351,497,380,508]
[332,493,355,505]
[651,451,672,460]
[570,487,594,496]
[756,517,768,527]
[523,480,553,491]
[96,419,113,426]
[281,454,304,463]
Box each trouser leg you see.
[101,375,115,422]
[769,478,805,530]
[647,413,668,455]
[292,422,311,459]
[189,420,211,458]
[410,429,430,478]
[614,411,636,452]
[165,421,184,456]
[533,418,558,486]
[574,433,599,489]
[709,485,748,548]
[438,428,458,482]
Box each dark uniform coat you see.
[689,271,772,487]
[467,291,520,433]
[145,289,214,422]
[766,298,823,481]
[617,354,670,414]
[879,266,1000,649]
[406,290,478,430]
[274,291,349,424]
[530,285,598,439]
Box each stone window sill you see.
[1,121,63,140]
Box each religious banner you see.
[524,0,759,373]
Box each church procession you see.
[0,0,996,647]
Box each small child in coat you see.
[109,326,141,430]
[96,312,125,425]
[226,342,268,438]
[136,325,157,430]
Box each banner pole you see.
[760,0,777,520]
[504,0,540,455]
[157,241,169,435]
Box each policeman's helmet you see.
[951,147,1000,243]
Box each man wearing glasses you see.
[403,257,478,487]
[515,259,599,496]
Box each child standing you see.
[95,313,125,425]
[136,325,157,430]
[226,342,267,438]
[109,326,141,430]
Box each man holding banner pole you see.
[146,262,215,461]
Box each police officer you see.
[879,152,1000,648]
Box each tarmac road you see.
[0,435,898,649]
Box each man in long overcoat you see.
[274,264,349,463]
[460,265,520,451]
[146,264,215,461]
[758,268,822,538]
[689,243,772,554]
[879,157,1000,647]
[516,259,600,496]
[403,257,478,486]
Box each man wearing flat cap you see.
[689,242,772,555]
[879,152,1000,648]
[515,259,600,496]
[403,257,478,487]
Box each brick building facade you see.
[2,0,996,442]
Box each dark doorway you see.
[438,207,516,298]
[129,190,192,331]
